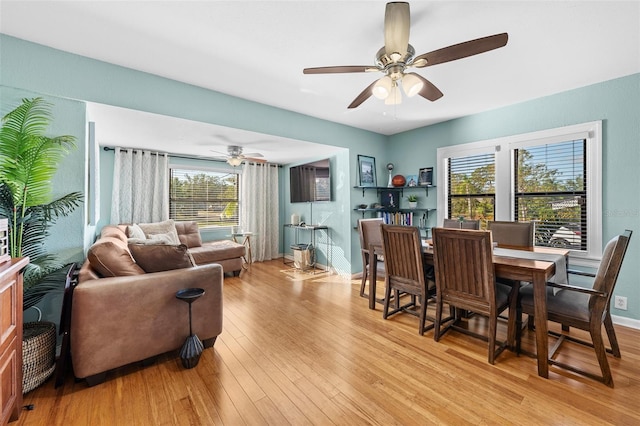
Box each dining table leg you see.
[532,270,549,378]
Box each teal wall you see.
[389,74,640,321]
[1,34,638,322]
[282,150,351,275]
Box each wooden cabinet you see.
[1,257,28,425]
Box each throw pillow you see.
[87,237,145,277]
[128,243,194,273]
[127,234,174,245]
[138,219,180,245]
[127,223,146,240]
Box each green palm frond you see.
[1,96,52,136]
[0,98,76,208]
[23,263,71,311]
[38,191,83,221]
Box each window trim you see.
[437,121,602,266]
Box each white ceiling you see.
[1,1,639,164]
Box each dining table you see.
[368,241,569,379]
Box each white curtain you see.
[110,147,169,224]
[240,162,279,261]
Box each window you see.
[438,121,602,264]
[169,168,239,227]
[514,140,586,250]
[448,152,495,225]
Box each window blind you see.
[514,139,587,250]
[447,152,496,227]
[169,168,239,227]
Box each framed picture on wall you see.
[418,167,433,186]
[357,155,377,187]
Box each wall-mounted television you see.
[289,158,332,203]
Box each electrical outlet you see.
[614,295,628,311]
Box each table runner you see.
[493,248,568,285]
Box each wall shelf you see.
[353,185,436,197]
[353,186,436,238]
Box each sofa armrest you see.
[71,264,223,379]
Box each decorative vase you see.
[408,202,417,209]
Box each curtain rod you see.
[102,146,281,167]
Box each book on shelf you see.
[376,211,428,228]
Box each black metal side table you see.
[175,288,205,369]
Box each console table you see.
[282,224,330,273]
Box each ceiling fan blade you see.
[413,33,508,67]
[348,80,378,109]
[303,66,374,74]
[209,149,229,156]
[410,73,444,101]
[242,152,264,158]
[384,2,410,58]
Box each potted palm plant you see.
[0,97,82,393]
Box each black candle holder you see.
[175,288,205,369]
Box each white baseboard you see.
[612,314,640,330]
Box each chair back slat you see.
[487,221,534,247]
[433,227,496,315]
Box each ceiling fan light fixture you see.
[389,52,402,62]
[402,73,424,97]
[227,157,243,167]
[384,84,402,105]
[372,75,393,99]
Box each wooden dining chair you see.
[432,227,512,364]
[488,221,534,247]
[519,230,632,387]
[443,218,480,230]
[380,224,436,335]
[487,220,535,340]
[357,218,385,303]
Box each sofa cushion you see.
[128,243,195,273]
[175,221,203,248]
[87,237,145,277]
[138,219,180,245]
[189,240,245,265]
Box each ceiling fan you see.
[211,146,266,167]
[303,2,508,108]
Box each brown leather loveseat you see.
[71,220,243,385]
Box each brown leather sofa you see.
[71,220,242,385]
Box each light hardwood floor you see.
[17,260,640,425]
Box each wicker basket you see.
[22,321,56,394]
